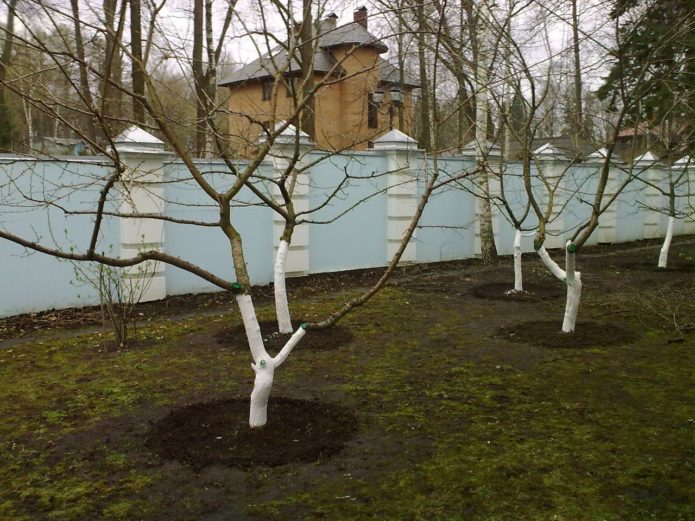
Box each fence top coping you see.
[0,154,112,164]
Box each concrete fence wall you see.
[1,133,693,317]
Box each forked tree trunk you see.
[658,216,675,268]
[274,239,293,333]
[537,241,582,333]
[235,292,306,427]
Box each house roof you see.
[508,135,597,161]
[219,20,409,87]
[318,21,387,53]
[220,48,339,86]
[378,58,420,88]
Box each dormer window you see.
[262,79,272,101]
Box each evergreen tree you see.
[598,0,695,152]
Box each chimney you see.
[353,6,368,29]
[319,13,338,34]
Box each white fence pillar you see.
[373,130,420,262]
[598,168,619,244]
[634,152,663,240]
[114,127,169,302]
[268,123,313,276]
[674,155,695,234]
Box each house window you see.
[262,79,272,101]
[368,94,378,129]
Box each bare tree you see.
[0,0,463,429]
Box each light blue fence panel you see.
[417,157,477,262]
[0,157,119,316]
[616,173,647,242]
[495,161,538,255]
[163,160,274,294]
[561,164,601,245]
[308,152,388,272]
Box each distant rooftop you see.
[508,135,598,161]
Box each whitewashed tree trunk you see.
[562,244,582,333]
[658,216,675,268]
[274,239,293,333]
[537,241,582,333]
[513,228,523,291]
[235,292,306,428]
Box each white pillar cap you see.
[673,155,691,170]
[632,150,660,167]
[113,126,167,155]
[372,129,419,151]
[259,121,313,148]
[533,142,566,160]
[587,147,625,164]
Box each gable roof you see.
[219,47,339,86]
[219,20,399,87]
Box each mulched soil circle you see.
[214,320,354,353]
[145,397,358,470]
[470,281,565,301]
[499,320,638,348]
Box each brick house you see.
[219,7,419,155]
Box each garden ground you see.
[0,237,694,520]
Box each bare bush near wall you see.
[72,261,156,350]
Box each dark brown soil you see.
[145,397,358,470]
[3,237,695,520]
[605,260,695,273]
[214,320,354,353]
[499,320,638,348]
[470,281,564,301]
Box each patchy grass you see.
[1,239,694,520]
